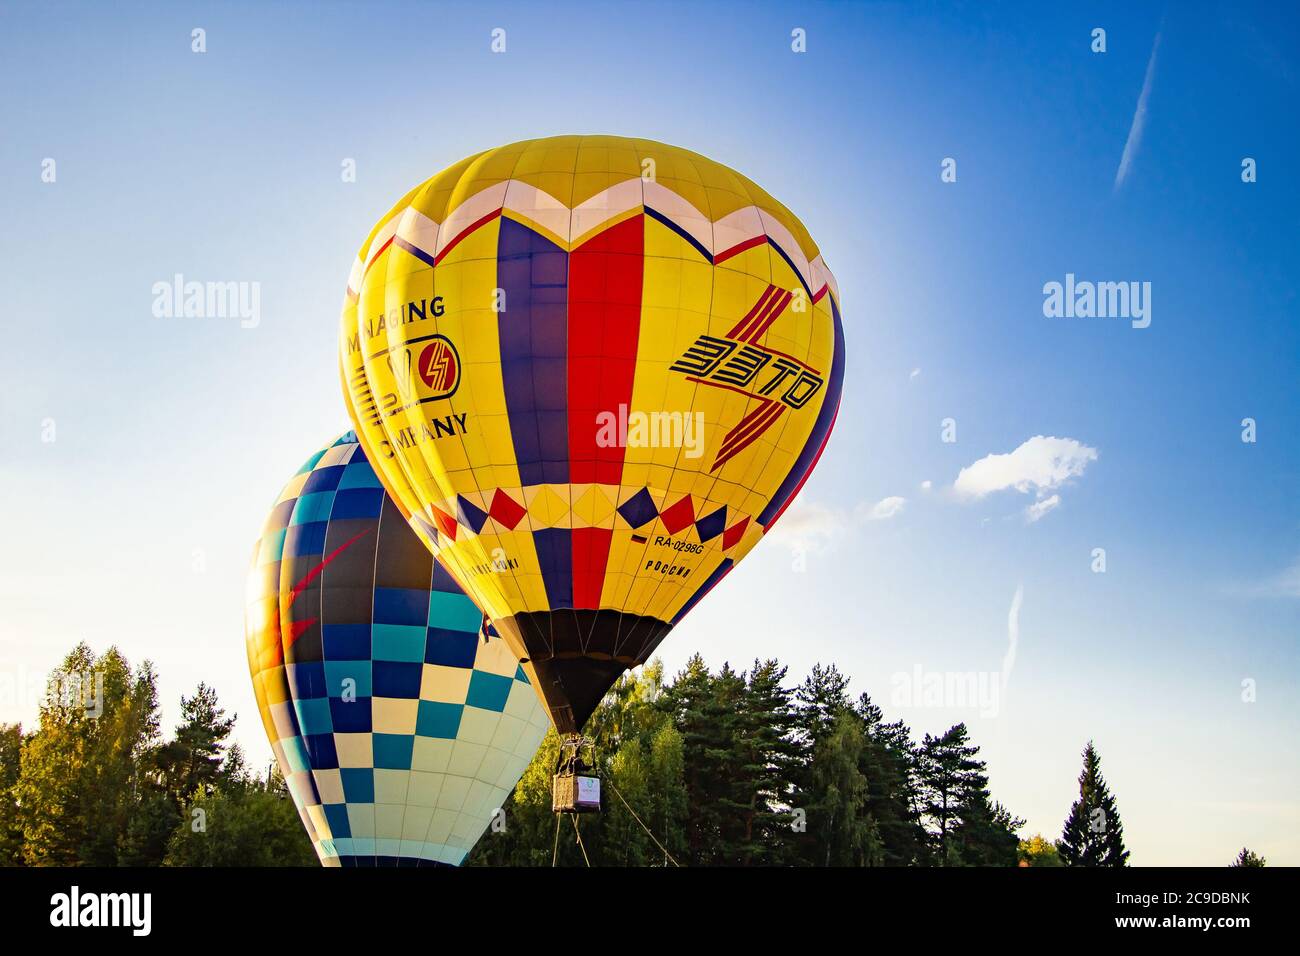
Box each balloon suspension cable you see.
[570,813,591,868]
[555,732,588,773]
[608,780,681,867]
[551,813,561,868]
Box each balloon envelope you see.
[244,431,548,866]
[340,135,844,733]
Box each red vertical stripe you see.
[568,214,645,484]
[572,527,613,609]
[567,214,644,609]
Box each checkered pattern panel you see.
[245,432,549,866]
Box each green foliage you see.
[916,723,983,863]
[15,644,160,865]
[475,658,1027,867]
[11,643,1168,869]
[1018,833,1064,867]
[151,682,236,805]
[118,790,182,867]
[949,794,1024,866]
[803,710,882,865]
[855,695,928,865]
[471,662,690,867]
[163,772,316,867]
[8,642,317,867]
[0,723,26,866]
[1058,741,1130,867]
[1230,847,1265,868]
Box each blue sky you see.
[1,1,1296,865]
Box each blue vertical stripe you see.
[533,528,574,609]
[496,217,570,486]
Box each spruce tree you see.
[856,694,927,865]
[1230,847,1265,867]
[658,655,733,864]
[737,659,801,864]
[1058,741,1129,866]
[950,793,1024,866]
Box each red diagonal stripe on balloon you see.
[717,399,780,459]
[713,403,786,472]
[735,287,787,343]
[747,289,793,343]
[728,284,777,339]
[283,527,372,647]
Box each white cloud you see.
[920,480,932,491]
[909,367,921,380]
[770,495,908,551]
[954,435,1097,500]
[1024,494,1061,523]
[867,496,906,520]
[769,501,843,550]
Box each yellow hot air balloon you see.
[340,135,844,735]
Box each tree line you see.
[0,643,314,866]
[0,643,1266,867]
[472,657,1138,867]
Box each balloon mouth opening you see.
[496,609,673,733]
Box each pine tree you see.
[1230,847,1265,867]
[856,694,927,865]
[154,682,236,804]
[1058,741,1129,866]
[915,723,987,864]
[794,663,852,742]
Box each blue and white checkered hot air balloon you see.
[244,431,548,866]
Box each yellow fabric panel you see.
[341,135,842,629]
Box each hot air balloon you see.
[339,135,844,738]
[244,431,549,866]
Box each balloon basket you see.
[552,733,601,814]
[552,772,601,814]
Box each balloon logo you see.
[417,336,459,393]
[244,432,548,866]
[340,135,845,734]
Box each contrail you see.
[1114,29,1162,192]
[1001,585,1023,690]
